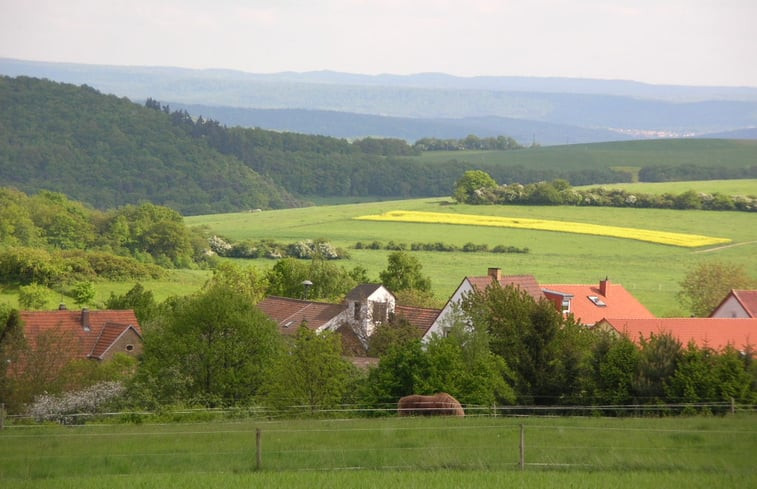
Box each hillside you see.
[3,59,757,143]
[0,76,300,215]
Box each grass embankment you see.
[1,415,754,488]
[186,198,757,315]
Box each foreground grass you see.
[2,415,754,488]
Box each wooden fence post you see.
[0,403,5,431]
[519,424,525,470]
[256,428,262,470]
[731,397,736,415]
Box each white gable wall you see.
[424,278,474,342]
[710,295,751,318]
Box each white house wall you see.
[424,279,474,341]
[711,296,750,318]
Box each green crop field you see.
[186,198,757,316]
[415,139,757,174]
[2,415,755,488]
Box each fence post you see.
[0,403,4,430]
[256,428,262,470]
[519,424,525,470]
[731,397,736,415]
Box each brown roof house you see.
[258,284,440,354]
[542,277,655,326]
[426,268,544,340]
[710,290,757,318]
[18,307,143,362]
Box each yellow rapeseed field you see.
[355,210,731,248]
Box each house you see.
[596,317,757,352]
[18,306,143,361]
[258,284,439,351]
[425,268,544,340]
[542,277,655,326]
[709,289,757,318]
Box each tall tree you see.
[262,326,355,414]
[139,283,283,406]
[678,261,756,317]
[379,251,431,294]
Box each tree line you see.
[453,171,757,211]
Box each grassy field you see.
[1,415,755,488]
[186,198,757,316]
[415,139,757,175]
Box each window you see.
[561,298,571,314]
[125,344,134,352]
[354,302,361,320]
[373,301,388,322]
[587,295,607,307]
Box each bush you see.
[28,381,126,424]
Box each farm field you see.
[415,139,757,174]
[186,198,757,316]
[2,415,755,488]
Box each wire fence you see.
[1,404,756,477]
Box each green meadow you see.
[1,415,755,488]
[186,198,757,316]
[415,139,757,175]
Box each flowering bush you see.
[28,381,126,424]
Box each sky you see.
[1,0,756,87]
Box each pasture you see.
[186,198,757,315]
[1,415,755,488]
[415,139,757,175]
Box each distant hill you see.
[0,76,300,215]
[168,104,633,146]
[2,58,757,143]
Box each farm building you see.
[709,289,757,318]
[258,284,440,354]
[542,277,655,326]
[17,307,143,362]
[597,317,757,352]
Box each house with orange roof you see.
[542,277,655,326]
[710,289,757,318]
[597,317,757,352]
[425,268,544,340]
[18,306,143,362]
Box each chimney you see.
[81,308,91,331]
[488,267,502,281]
[599,277,609,297]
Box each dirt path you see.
[694,240,757,253]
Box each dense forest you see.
[1,76,633,214]
[0,77,300,215]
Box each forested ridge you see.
[1,76,632,213]
[0,76,300,215]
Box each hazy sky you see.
[1,0,755,87]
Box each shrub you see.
[28,381,126,424]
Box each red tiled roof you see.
[599,317,757,351]
[711,289,757,318]
[395,305,441,336]
[19,309,141,360]
[467,274,545,301]
[543,282,654,325]
[257,296,346,335]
